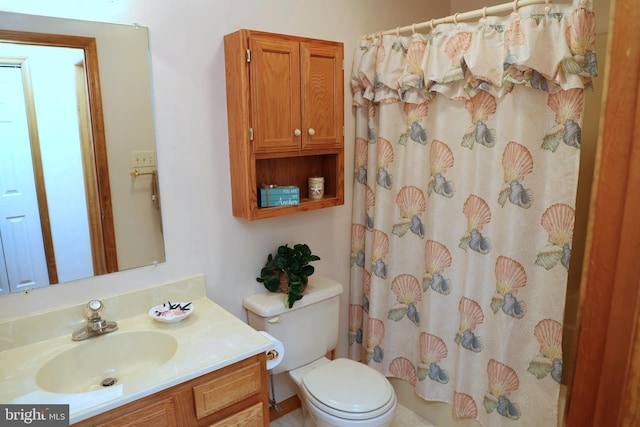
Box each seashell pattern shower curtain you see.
[348,1,596,426]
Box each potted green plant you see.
[257,243,321,308]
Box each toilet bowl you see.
[289,358,397,427]
[243,276,397,427]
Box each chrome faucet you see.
[72,300,118,341]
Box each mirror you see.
[0,12,165,295]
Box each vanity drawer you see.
[193,360,263,419]
[207,402,264,427]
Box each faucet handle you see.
[86,300,104,320]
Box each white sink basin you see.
[36,331,177,394]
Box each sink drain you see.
[101,378,117,387]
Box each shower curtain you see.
[348,1,596,426]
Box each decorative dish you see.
[149,301,194,323]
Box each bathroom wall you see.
[0,0,449,397]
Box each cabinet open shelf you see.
[254,196,343,220]
[254,152,343,219]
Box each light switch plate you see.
[131,150,156,167]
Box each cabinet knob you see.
[294,129,301,136]
[308,128,316,136]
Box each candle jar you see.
[308,177,324,200]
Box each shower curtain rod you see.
[365,0,559,39]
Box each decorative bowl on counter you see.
[149,302,194,323]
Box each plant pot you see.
[277,270,308,294]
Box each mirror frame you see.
[0,29,117,279]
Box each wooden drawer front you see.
[96,396,178,427]
[207,402,264,427]
[194,362,262,419]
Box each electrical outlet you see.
[131,150,156,167]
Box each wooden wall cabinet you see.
[74,353,269,427]
[224,29,344,220]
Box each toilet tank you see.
[243,276,343,375]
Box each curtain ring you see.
[430,19,435,32]
[482,6,488,19]
[396,26,400,38]
[513,0,519,13]
[411,23,416,34]
[453,13,459,25]
[545,0,552,13]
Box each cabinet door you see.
[95,397,178,427]
[250,36,301,153]
[300,42,344,150]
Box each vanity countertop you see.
[0,276,273,424]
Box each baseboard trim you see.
[269,395,301,422]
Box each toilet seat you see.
[300,358,396,420]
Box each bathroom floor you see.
[270,404,435,427]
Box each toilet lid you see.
[301,358,395,417]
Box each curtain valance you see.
[351,2,597,105]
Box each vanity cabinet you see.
[224,29,345,220]
[74,353,269,427]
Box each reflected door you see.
[0,65,49,294]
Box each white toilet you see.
[243,276,397,427]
